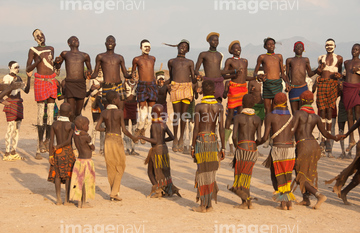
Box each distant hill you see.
[0,36,357,70]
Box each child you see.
[228,94,261,209]
[48,103,75,205]
[96,90,137,201]
[139,104,181,198]
[155,71,169,114]
[124,77,139,155]
[2,61,30,161]
[70,116,96,208]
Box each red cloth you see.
[342,82,360,111]
[227,81,248,109]
[34,73,58,102]
[3,98,23,122]
[124,101,137,120]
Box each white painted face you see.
[141,42,151,54]
[325,41,335,53]
[33,29,45,45]
[10,63,20,74]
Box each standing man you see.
[258,93,295,210]
[54,36,92,121]
[132,39,157,138]
[195,32,224,102]
[292,91,341,209]
[91,35,131,105]
[342,44,360,152]
[167,39,196,152]
[286,41,322,113]
[191,80,225,213]
[254,37,290,114]
[26,29,58,160]
[316,38,343,153]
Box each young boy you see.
[48,103,75,205]
[155,71,169,114]
[228,94,261,209]
[139,104,181,198]
[70,116,96,208]
[254,37,290,114]
[2,61,30,161]
[96,90,137,201]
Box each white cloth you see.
[318,54,338,73]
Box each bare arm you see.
[316,116,336,140]
[255,118,262,145]
[54,128,74,150]
[221,58,235,76]
[253,55,263,78]
[168,59,173,82]
[189,60,196,83]
[139,124,159,144]
[218,105,225,160]
[191,105,200,158]
[23,74,31,94]
[120,55,131,79]
[286,58,291,83]
[258,114,272,145]
[165,125,174,142]
[194,53,204,76]
[131,57,138,79]
[26,49,40,72]
[91,54,101,79]
[84,53,92,75]
[232,116,239,148]
[121,110,136,142]
[95,113,105,132]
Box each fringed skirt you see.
[194,132,219,207]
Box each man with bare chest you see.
[222,40,253,145]
[341,44,360,151]
[316,39,343,153]
[254,37,290,114]
[286,41,321,113]
[167,39,196,152]
[54,36,92,120]
[91,35,131,105]
[132,39,157,138]
[195,32,224,102]
[26,29,58,160]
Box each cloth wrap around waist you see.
[34,73,58,102]
[202,76,224,100]
[170,81,193,103]
[137,80,158,103]
[342,82,360,111]
[70,158,96,201]
[316,76,338,110]
[227,81,248,109]
[64,78,86,99]
[3,98,24,122]
[48,145,76,184]
[289,83,308,102]
[102,81,126,101]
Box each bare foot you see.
[346,141,356,152]
[192,206,206,213]
[276,202,286,210]
[313,194,327,209]
[234,203,248,209]
[206,207,213,212]
[110,196,123,201]
[56,201,62,206]
[287,201,293,210]
[63,201,75,206]
[247,200,254,209]
[296,199,311,206]
[80,203,93,208]
[340,192,350,205]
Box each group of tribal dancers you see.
[1,29,360,211]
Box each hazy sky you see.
[0,0,359,50]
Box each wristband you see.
[88,142,93,146]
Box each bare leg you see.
[178,102,189,152]
[63,179,73,206]
[290,101,299,115]
[341,170,360,205]
[264,98,272,115]
[235,199,248,209]
[55,178,62,205]
[172,102,181,152]
[346,109,356,152]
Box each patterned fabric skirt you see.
[70,158,96,201]
[229,146,258,200]
[3,98,23,122]
[48,145,76,184]
[194,132,219,207]
[227,81,248,109]
[270,146,296,202]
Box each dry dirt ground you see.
[0,87,360,233]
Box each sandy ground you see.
[1,87,360,233]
